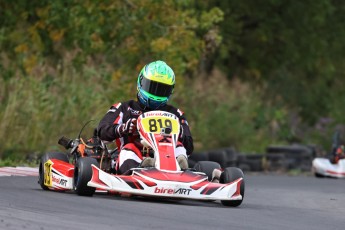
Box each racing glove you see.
[116,118,137,137]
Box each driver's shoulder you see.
[163,104,184,117]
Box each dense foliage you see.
[1,0,345,160]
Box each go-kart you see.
[87,111,245,207]
[312,131,345,178]
[312,158,345,178]
[38,111,245,207]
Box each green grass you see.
[0,158,38,167]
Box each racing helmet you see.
[137,60,175,109]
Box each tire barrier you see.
[238,154,264,172]
[266,145,315,172]
[208,148,234,168]
[188,152,209,169]
[190,150,264,172]
[189,144,319,172]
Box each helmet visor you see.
[139,75,174,97]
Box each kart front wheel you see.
[220,167,245,207]
[73,157,99,196]
[39,152,69,190]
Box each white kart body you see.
[87,111,243,202]
[312,158,345,178]
[88,166,243,201]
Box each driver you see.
[330,131,345,164]
[97,60,193,174]
[332,145,345,164]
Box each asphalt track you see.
[0,174,344,230]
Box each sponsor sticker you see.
[128,107,142,116]
[154,187,192,195]
[52,175,68,187]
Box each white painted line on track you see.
[0,167,38,177]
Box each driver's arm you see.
[97,103,123,141]
[179,117,194,155]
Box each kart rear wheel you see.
[193,161,221,181]
[220,167,245,207]
[73,157,99,196]
[39,152,69,190]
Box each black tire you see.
[73,157,99,196]
[189,152,209,162]
[247,154,264,171]
[266,145,314,170]
[238,163,251,172]
[193,161,221,181]
[38,152,69,190]
[208,150,228,168]
[266,153,287,172]
[224,147,238,167]
[220,167,245,207]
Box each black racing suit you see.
[97,100,194,158]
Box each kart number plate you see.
[44,160,53,187]
[140,116,179,134]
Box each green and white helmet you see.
[137,60,175,109]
